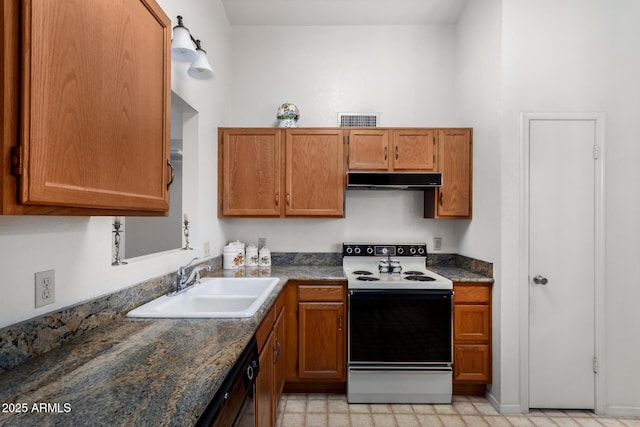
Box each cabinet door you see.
[285,129,344,217]
[392,129,437,171]
[15,0,171,213]
[454,305,490,342]
[436,129,472,217]
[347,129,390,170]
[454,344,491,383]
[256,330,274,427]
[272,310,285,422]
[219,129,282,217]
[298,302,345,379]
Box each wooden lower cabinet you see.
[453,281,492,395]
[255,290,285,427]
[284,281,347,393]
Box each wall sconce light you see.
[171,16,214,80]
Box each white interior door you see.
[529,118,596,409]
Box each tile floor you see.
[275,393,640,427]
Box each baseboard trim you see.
[605,406,640,418]
[486,391,523,415]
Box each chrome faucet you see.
[172,258,212,295]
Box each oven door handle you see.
[349,366,452,373]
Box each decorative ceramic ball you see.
[277,103,300,128]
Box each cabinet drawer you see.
[454,344,491,383]
[454,305,490,342]
[298,285,344,302]
[454,284,490,303]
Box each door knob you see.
[533,275,548,285]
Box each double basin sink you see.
[127,277,280,318]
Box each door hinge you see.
[593,356,599,374]
[10,146,23,176]
[593,145,600,159]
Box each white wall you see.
[500,0,640,415]
[0,0,231,328]
[229,25,457,128]
[454,0,503,403]
[223,24,466,252]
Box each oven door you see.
[348,289,453,365]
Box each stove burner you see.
[405,275,436,282]
[356,276,380,281]
[353,270,374,275]
[403,271,425,275]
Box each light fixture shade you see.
[171,26,198,62]
[188,48,214,80]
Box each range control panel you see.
[342,243,427,257]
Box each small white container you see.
[223,244,240,270]
[259,247,271,267]
[230,240,245,267]
[245,244,259,267]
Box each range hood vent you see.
[347,172,442,189]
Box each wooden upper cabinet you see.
[347,128,437,172]
[285,129,344,217]
[347,129,390,170]
[392,129,437,171]
[219,128,345,218]
[219,129,282,217]
[437,129,472,217]
[1,0,171,215]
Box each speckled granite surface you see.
[0,267,341,427]
[0,257,221,374]
[0,255,490,427]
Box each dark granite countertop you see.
[0,267,342,427]
[0,262,488,426]
[428,266,494,283]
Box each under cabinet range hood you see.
[346,172,442,190]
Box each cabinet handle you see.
[384,146,388,160]
[273,339,281,364]
[167,161,175,190]
[395,146,399,160]
[286,193,290,206]
[338,315,342,331]
[275,192,279,206]
[439,191,443,206]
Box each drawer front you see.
[454,305,490,342]
[454,284,490,303]
[298,285,344,302]
[454,344,491,383]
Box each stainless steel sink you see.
[126,277,279,318]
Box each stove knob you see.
[417,247,425,255]
[397,247,405,255]
[409,247,417,255]
[381,247,388,255]
[346,246,353,254]
[366,246,374,255]
[354,247,362,255]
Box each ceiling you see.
[221,0,469,26]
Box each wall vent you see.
[338,113,380,127]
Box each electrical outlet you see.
[433,237,442,251]
[258,237,267,249]
[35,269,55,308]
[203,241,210,257]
